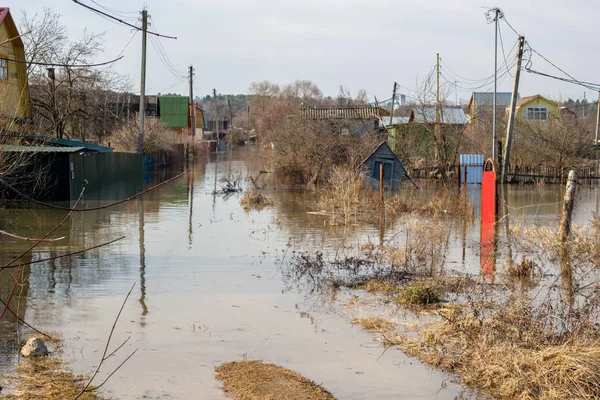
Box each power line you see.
[89,0,139,17]
[155,78,187,94]
[72,0,177,40]
[439,48,516,86]
[497,10,597,92]
[148,16,183,76]
[149,35,183,80]
[497,23,514,77]
[10,55,123,68]
[525,69,600,91]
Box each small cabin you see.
[359,141,406,190]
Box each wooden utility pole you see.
[213,88,219,140]
[501,36,525,183]
[435,53,441,162]
[137,9,148,154]
[390,82,397,122]
[595,90,600,145]
[492,8,501,164]
[227,98,233,133]
[189,65,196,138]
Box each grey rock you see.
[20,337,48,357]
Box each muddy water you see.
[0,146,598,399]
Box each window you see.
[526,106,548,121]
[372,159,394,185]
[0,58,7,81]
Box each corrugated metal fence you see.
[460,154,484,184]
[69,152,143,201]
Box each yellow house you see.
[0,8,30,123]
[510,94,561,122]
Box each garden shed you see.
[359,141,406,190]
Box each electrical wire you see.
[72,0,177,40]
[9,55,123,68]
[149,35,184,80]
[148,16,183,76]
[155,78,187,94]
[89,0,139,18]
[498,23,514,77]
[525,69,600,91]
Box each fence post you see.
[379,163,384,206]
[558,171,577,277]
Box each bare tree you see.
[22,9,130,141]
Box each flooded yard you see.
[1,145,598,399]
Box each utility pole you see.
[227,98,234,144]
[137,9,148,154]
[595,91,600,175]
[435,53,441,162]
[492,7,501,164]
[501,36,525,184]
[583,92,586,118]
[189,65,196,138]
[390,82,397,123]
[595,90,600,145]
[213,88,219,141]
[454,81,458,106]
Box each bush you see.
[109,118,176,154]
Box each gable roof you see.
[410,107,468,125]
[515,94,557,108]
[0,8,23,48]
[470,92,517,108]
[300,106,390,120]
[359,141,404,168]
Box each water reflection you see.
[138,198,148,323]
[0,145,598,399]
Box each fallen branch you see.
[0,187,86,325]
[0,229,65,242]
[0,236,126,269]
[1,187,86,271]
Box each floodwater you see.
[0,145,598,399]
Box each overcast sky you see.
[11,0,600,104]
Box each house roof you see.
[470,92,518,107]
[300,106,390,120]
[0,8,8,26]
[0,8,23,48]
[0,145,86,153]
[515,94,557,108]
[27,135,114,153]
[359,141,403,167]
[158,96,189,128]
[410,107,468,125]
[381,116,410,125]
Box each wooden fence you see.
[506,165,599,184]
[408,164,600,185]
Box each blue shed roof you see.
[471,92,519,107]
[27,135,114,153]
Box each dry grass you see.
[506,257,538,280]
[393,304,600,400]
[215,361,335,400]
[240,188,274,210]
[350,317,398,333]
[361,280,400,296]
[397,281,443,306]
[1,356,101,400]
